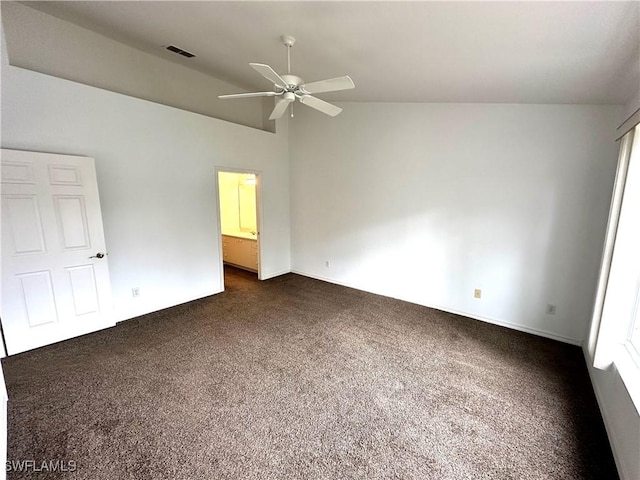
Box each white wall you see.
[1,64,290,322]
[1,2,271,131]
[290,102,621,345]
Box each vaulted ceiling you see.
[24,1,640,105]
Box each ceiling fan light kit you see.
[218,35,355,120]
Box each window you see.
[614,126,640,409]
[590,123,640,410]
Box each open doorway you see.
[216,169,261,287]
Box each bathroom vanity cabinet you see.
[222,234,258,272]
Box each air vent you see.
[166,45,195,58]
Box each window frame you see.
[611,126,640,413]
[628,283,640,363]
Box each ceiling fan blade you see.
[300,76,355,94]
[218,91,279,99]
[269,98,292,120]
[299,95,343,117]
[250,63,287,88]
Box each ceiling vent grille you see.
[166,45,195,58]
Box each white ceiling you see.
[24,1,640,105]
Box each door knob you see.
[89,252,107,259]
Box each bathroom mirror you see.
[238,176,257,233]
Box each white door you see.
[1,149,114,355]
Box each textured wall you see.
[1,65,290,323]
[290,102,620,345]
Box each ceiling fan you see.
[218,35,355,120]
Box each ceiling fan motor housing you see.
[280,75,303,90]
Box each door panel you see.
[4,195,47,254]
[1,161,35,184]
[54,195,90,249]
[17,270,58,327]
[66,265,100,316]
[48,164,82,186]
[1,149,114,355]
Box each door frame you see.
[214,166,264,287]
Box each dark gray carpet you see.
[2,267,617,479]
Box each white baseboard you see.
[291,269,581,346]
[429,304,582,346]
[260,269,291,280]
[581,345,627,480]
[113,269,291,324]
[115,288,223,323]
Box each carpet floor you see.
[2,267,617,479]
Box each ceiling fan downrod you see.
[281,35,295,75]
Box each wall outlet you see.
[474,289,482,299]
[546,304,556,315]
[132,287,140,298]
